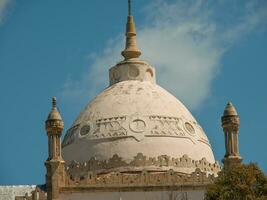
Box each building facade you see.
[0,1,243,200]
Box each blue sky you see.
[0,0,266,184]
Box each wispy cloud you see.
[61,0,267,111]
[0,0,11,25]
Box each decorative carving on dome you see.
[91,116,127,139]
[62,115,214,147]
[129,118,146,133]
[130,153,148,166]
[110,67,121,84]
[198,139,211,147]
[62,124,79,147]
[109,60,156,86]
[149,116,185,137]
[184,122,195,135]
[64,167,216,188]
[146,68,154,78]
[66,153,221,179]
[80,125,91,136]
[128,65,140,78]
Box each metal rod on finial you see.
[52,97,57,109]
[128,0,131,16]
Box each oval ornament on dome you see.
[184,122,195,135]
[112,69,121,81]
[80,124,91,136]
[128,65,139,78]
[130,119,146,133]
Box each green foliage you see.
[205,163,267,200]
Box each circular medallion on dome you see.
[130,118,146,133]
[128,65,139,78]
[111,68,121,82]
[184,122,195,135]
[145,68,153,78]
[80,124,91,136]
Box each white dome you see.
[62,60,216,174]
[62,8,219,174]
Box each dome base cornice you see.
[66,153,221,179]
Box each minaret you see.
[45,97,65,200]
[121,0,142,60]
[221,102,242,169]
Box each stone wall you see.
[0,185,36,200]
[60,190,206,200]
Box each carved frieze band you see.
[62,115,210,147]
[65,167,216,187]
[149,116,185,137]
[66,153,221,179]
[93,116,127,138]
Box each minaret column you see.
[45,97,66,200]
[221,102,242,169]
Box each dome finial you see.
[52,97,57,109]
[121,0,142,60]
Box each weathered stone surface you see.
[62,80,215,166]
[0,185,36,200]
[66,153,221,178]
[65,168,216,188]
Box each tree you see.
[205,163,267,200]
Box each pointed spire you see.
[221,101,240,129]
[223,101,238,117]
[46,97,63,122]
[121,0,142,60]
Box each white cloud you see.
[0,0,11,25]
[61,0,267,111]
